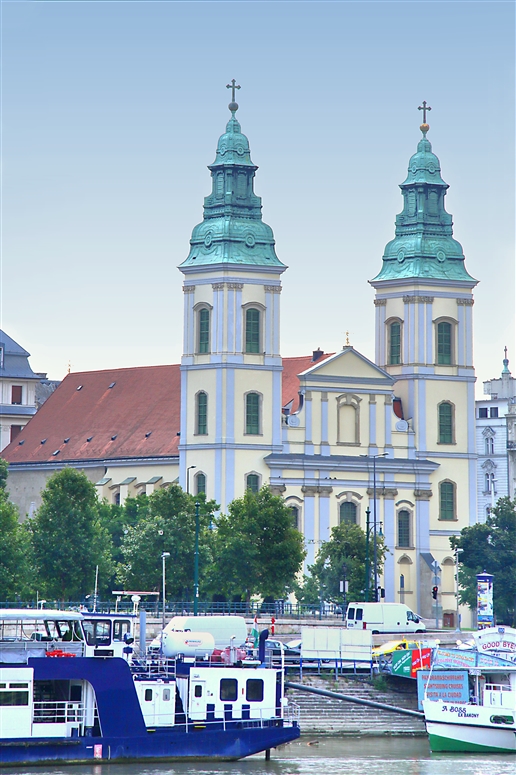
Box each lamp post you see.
[186,465,196,495]
[361,453,387,601]
[161,551,170,632]
[193,501,200,616]
[454,547,464,631]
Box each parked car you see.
[265,640,301,660]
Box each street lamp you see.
[186,465,196,495]
[361,453,387,601]
[193,501,200,616]
[161,552,170,632]
[454,547,464,632]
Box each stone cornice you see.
[414,489,433,500]
[183,285,196,293]
[264,285,282,293]
[456,298,474,305]
[403,295,434,303]
[366,487,398,498]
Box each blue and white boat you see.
[0,609,300,766]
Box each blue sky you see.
[1,1,514,392]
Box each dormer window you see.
[11,385,22,405]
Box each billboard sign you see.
[416,670,469,711]
[476,572,494,629]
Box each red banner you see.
[410,648,432,677]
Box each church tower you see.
[370,105,478,611]
[178,84,286,510]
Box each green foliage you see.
[296,522,387,607]
[450,497,516,626]
[0,458,8,492]
[0,487,31,600]
[213,487,306,603]
[28,468,113,601]
[117,486,218,598]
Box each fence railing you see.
[0,600,345,619]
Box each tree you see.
[296,522,387,607]
[213,487,306,604]
[118,486,218,599]
[450,497,516,626]
[0,458,31,600]
[28,468,113,601]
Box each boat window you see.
[163,689,171,702]
[113,620,131,642]
[82,619,111,646]
[355,608,363,621]
[246,679,264,702]
[145,689,153,701]
[0,684,5,689]
[220,679,237,702]
[9,683,28,689]
[194,685,203,698]
[347,608,355,620]
[0,690,29,706]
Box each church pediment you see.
[298,347,394,389]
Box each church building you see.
[3,92,478,623]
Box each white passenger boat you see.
[423,626,516,753]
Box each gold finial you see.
[346,331,350,346]
[67,360,71,374]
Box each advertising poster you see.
[476,572,494,629]
[416,670,469,710]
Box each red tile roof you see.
[281,353,333,412]
[3,365,182,464]
[3,354,332,465]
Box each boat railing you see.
[33,700,85,727]
[0,639,84,663]
[285,699,301,724]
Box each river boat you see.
[0,609,300,766]
[422,626,516,753]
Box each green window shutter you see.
[290,505,299,529]
[437,322,452,364]
[245,309,260,353]
[440,482,455,520]
[246,393,260,434]
[397,510,410,547]
[339,502,357,525]
[197,392,208,435]
[196,473,206,495]
[439,402,453,444]
[246,474,259,493]
[198,309,210,353]
[389,322,401,364]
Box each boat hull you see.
[0,722,300,766]
[423,700,516,754]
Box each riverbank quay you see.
[285,675,426,736]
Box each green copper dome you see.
[179,103,285,271]
[372,124,476,283]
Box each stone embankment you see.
[286,676,426,736]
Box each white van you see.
[345,603,426,634]
[160,615,248,650]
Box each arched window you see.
[246,473,260,493]
[245,308,260,353]
[438,402,454,444]
[198,308,210,353]
[339,502,357,525]
[389,321,401,365]
[437,321,452,365]
[196,472,206,495]
[397,510,411,548]
[484,473,496,494]
[485,436,494,455]
[245,392,261,435]
[439,481,455,521]
[290,505,299,530]
[196,392,208,435]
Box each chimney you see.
[312,348,324,362]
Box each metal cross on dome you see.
[226,79,241,102]
[418,101,432,123]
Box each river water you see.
[3,737,515,775]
